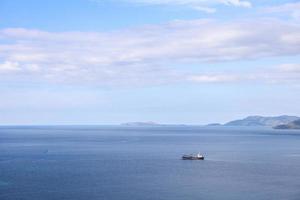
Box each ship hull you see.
[182,156,204,160]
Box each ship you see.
[182,153,204,160]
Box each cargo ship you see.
[182,153,204,160]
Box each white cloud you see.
[187,74,239,83]
[220,0,251,7]
[137,0,252,8]
[265,64,300,85]
[187,62,300,85]
[0,61,21,72]
[278,63,300,73]
[92,0,251,12]
[264,2,300,20]
[192,6,216,13]
[1,18,300,86]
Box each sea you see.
[0,126,300,200]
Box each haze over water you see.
[1,126,300,200]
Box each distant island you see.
[122,116,300,129]
[206,123,222,126]
[224,115,300,127]
[121,121,187,126]
[274,119,300,130]
[121,121,160,126]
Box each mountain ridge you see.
[274,119,300,129]
[224,115,300,127]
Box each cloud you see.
[263,63,300,85]
[187,62,300,85]
[192,6,216,13]
[1,18,300,86]
[131,0,252,8]
[0,61,21,72]
[264,2,300,20]
[187,74,240,83]
[220,0,251,7]
[92,0,251,12]
[278,63,300,73]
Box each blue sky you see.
[0,0,300,125]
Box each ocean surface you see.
[0,126,300,200]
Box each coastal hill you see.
[224,115,300,127]
[274,119,300,129]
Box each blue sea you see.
[1,126,300,200]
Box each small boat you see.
[182,153,204,160]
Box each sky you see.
[0,0,300,125]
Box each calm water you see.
[1,126,300,200]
